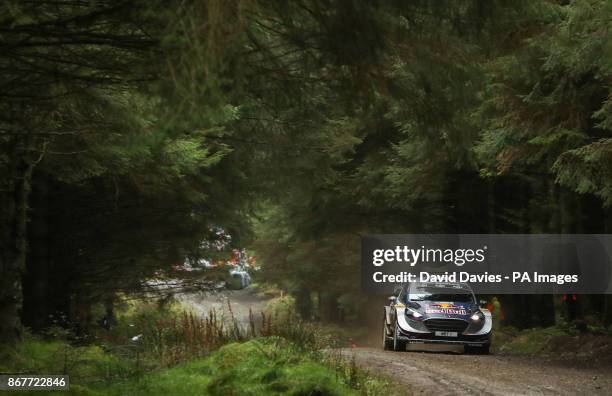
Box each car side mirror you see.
[388,296,397,304]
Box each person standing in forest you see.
[488,297,504,329]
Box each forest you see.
[1,0,612,393]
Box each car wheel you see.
[392,321,406,352]
[382,316,393,350]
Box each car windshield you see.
[409,283,474,303]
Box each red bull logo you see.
[425,303,467,315]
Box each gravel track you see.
[178,288,269,329]
[341,346,612,395]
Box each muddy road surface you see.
[341,346,612,395]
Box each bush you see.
[264,294,296,322]
[100,299,241,367]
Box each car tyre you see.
[392,321,406,352]
[382,316,393,350]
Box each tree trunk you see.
[0,137,43,341]
[318,292,340,322]
[293,287,312,320]
[23,176,50,330]
[487,178,496,233]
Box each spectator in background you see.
[486,297,503,329]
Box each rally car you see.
[383,282,491,354]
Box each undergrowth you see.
[494,325,612,365]
[0,298,391,395]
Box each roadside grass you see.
[0,335,136,381]
[494,325,612,365]
[0,337,390,396]
[105,338,355,396]
[260,292,373,348]
[0,299,392,395]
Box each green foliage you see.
[3,0,612,339]
[0,1,264,340]
[104,338,389,396]
[249,1,612,317]
[495,326,612,365]
[0,334,134,384]
[476,0,612,202]
[1,323,391,395]
[204,339,350,396]
[264,294,296,322]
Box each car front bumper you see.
[395,311,492,346]
[396,331,490,346]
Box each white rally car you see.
[383,282,492,354]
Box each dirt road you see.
[341,346,612,395]
[178,288,270,329]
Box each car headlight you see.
[406,307,423,319]
[470,311,484,321]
